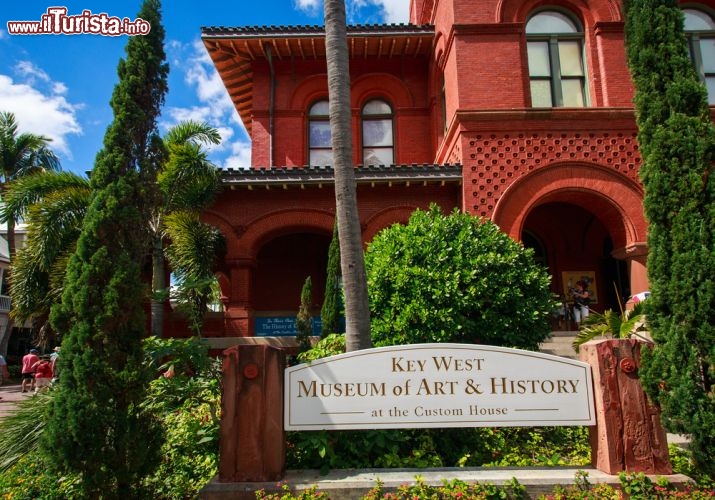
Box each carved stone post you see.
[219,344,286,482]
[580,338,671,474]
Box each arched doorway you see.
[253,232,331,317]
[492,163,648,316]
[521,202,628,313]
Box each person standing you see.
[32,357,53,393]
[572,281,591,327]
[0,353,9,386]
[50,347,61,383]
[21,348,40,393]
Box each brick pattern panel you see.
[463,131,642,218]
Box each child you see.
[32,358,53,393]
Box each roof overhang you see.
[220,163,461,190]
[201,24,435,136]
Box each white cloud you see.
[164,105,211,125]
[294,0,321,14]
[0,66,82,157]
[164,38,252,169]
[221,140,252,170]
[378,0,409,23]
[0,29,7,40]
[15,60,51,84]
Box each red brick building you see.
[196,0,715,339]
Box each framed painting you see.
[562,271,598,304]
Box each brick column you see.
[219,345,285,482]
[224,259,256,336]
[579,339,671,474]
[612,243,649,302]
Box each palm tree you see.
[572,300,649,353]
[1,121,224,341]
[149,121,222,337]
[2,171,91,346]
[0,111,60,258]
[323,0,371,351]
[0,111,60,354]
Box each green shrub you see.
[0,451,81,500]
[365,205,555,350]
[364,476,526,500]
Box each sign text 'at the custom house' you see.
[284,344,595,430]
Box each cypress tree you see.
[320,221,342,337]
[296,276,313,352]
[624,0,715,473]
[42,0,169,495]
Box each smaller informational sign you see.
[285,344,595,430]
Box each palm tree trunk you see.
[151,234,165,337]
[324,0,371,351]
[1,215,16,356]
[6,215,15,260]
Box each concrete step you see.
[539,331,579,359]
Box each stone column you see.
[218,344,285,482]
[612,243,649,305]
[580,338,671,474]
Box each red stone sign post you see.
[579,338,671,474]
[218,345,285,482]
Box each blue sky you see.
[0,1,409,175]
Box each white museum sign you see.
[284,343,595,430]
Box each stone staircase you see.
[539,330,580,359]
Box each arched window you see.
[308,100,332,166]
[361,99,394,166]
[683,8,715,104]
[526,10,587,107]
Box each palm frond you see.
[1,170,89,223]
[0,390,53,472]
[163,120,221,147]
[159,143,221,212]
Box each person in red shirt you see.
[32,358,53,393]
[21,349,40,393]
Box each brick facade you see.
[190,0,714,339]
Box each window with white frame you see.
[683,8,715,104]
[308,100,332,166]
[526,10,587,107]
[361,99,394,166]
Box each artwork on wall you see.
[562,271,598,304]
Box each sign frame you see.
[284,343,595,430]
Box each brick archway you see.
[239,209,335,260]
[492,162,646,251]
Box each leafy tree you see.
[41,0,169,495]
[624,0,715,474]
[365,206,554,349]
[323,0,371,351]
[296,276,313,352]
[320,221,342,337]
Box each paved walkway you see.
[0,380,34,419]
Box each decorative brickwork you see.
[463,130,642,219]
